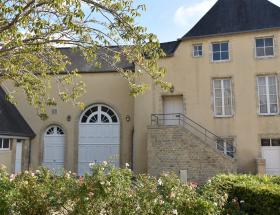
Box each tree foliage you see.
[0,0,169,119]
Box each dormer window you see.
[193,44,203,57]
[212,42,229,62]
[255,37,274,58]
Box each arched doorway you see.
[43,125,65,172]
[78,104,120,175]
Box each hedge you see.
[201,174,280,215]
[0,164,221,215]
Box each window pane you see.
[272,139,280,146]
[221,51,229,60]
[265,47,274,56]
[215,89,222,97]
[265,38,273,46]
[260,105,268,113]
[269,85,277,95]
[212,43,220,52]
[213,52,220,61]
[224,105,232,115]
[214,80,221,88]
[3,139,9,149]
[258,77,266,85]
[269,95,277,104]
[0,139,2,148]
[221,43,228,51]
[261,139,271,146]
[270,104,278,113]
[223,80,231,89]
[259,86,266,95]
[260,95,267,105]
[217,140,224,151]
[215,106,223,115]
[256,39,264,47]
[268,76,276,85]
[215,98,223,106]
[256,47,265,57]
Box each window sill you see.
[255,55,276,60]
[258,113,279,117]
[211,59,231,63]
[214,115,234,119]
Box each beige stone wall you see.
[8,72,134,172]
[134,29,280,174]
[147,126,236,184]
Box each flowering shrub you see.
[0,164,222,215]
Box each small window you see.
[256,37,274,57]
[261,138,280,146]
[217,138,235,157]
[0,138,10,150]
[212,42,229,61]
[257,75,279,115]
[193,44,203,57]
[213,79,233,117]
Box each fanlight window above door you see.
[45,126,64,136]
[80,105,119,124]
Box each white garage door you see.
[261,138,280,175]
[43,126,65,173]
[78,104,120,175]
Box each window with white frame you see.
[0,138,10,150]
[212,42,229,61]
[257,75,279,115]
[261,138,280,146]
[193,44,203,57]
[217,138,235,157]
[213,79,233,117]
[255,37,274,57]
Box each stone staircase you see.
[147,113,237,184]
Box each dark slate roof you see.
[160,41,181,56]
[183,0,280,39]
[60,47,135,73]
[0,87,35,138]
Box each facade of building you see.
[1,0,280,181]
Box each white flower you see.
[102,161,108,166]
[125,163,130,168]
[240,200,245,203]
[89,163,95,168]
[172,209,178,215]
[158,178,163,186]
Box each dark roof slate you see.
[60,47,134,73]
[183,0,280,39]
[0,87,35,138]
[160,41,181,56]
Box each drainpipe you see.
[28,138,31,171]
[131,128,134,171]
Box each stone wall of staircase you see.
[147,125,237,184]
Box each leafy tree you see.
[0,0,169,119]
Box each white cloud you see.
[173,0,217,29]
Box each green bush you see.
[0,164,221,215]
[201,174,280,215]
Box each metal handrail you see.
[151,113,235,158]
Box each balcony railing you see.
[151,113,235,158]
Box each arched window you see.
[45,126,64,136]
[80,104,119,124]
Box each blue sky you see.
[135,0,280,42]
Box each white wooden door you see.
[78,104,120,175]
[15,141,22,174]
[43,126,65,173]
[262,146,280,175]
[163,96,184,125]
